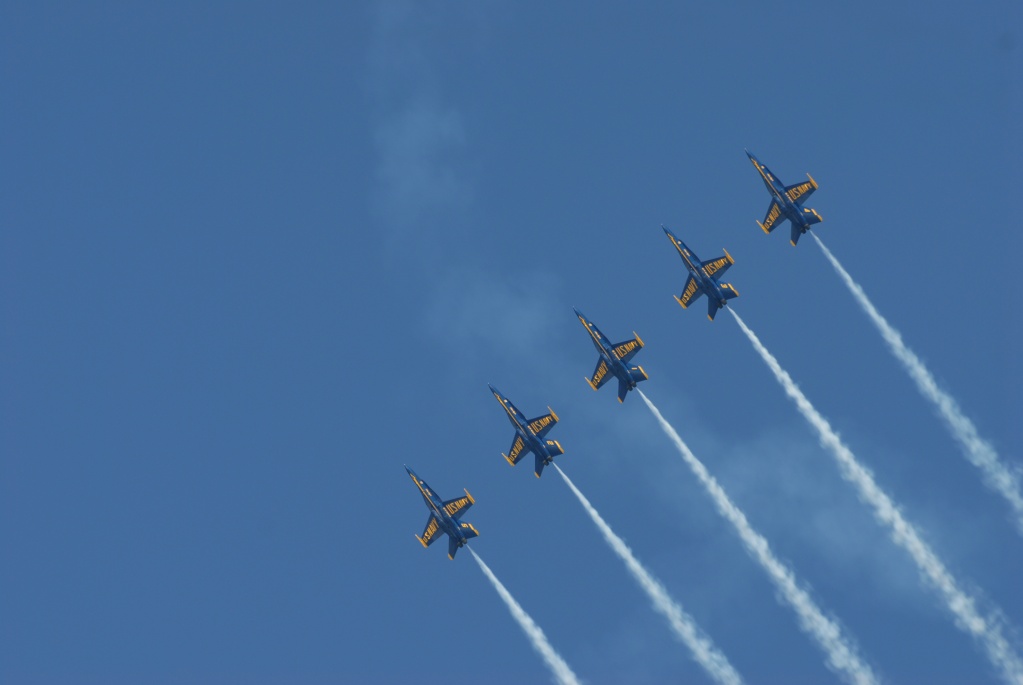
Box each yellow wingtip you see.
[807,173,818,188]
[633,331,644,347]
[757,221,770,234]
[503,453,516,467]
[549,407,559,422]
[464,489,474,504]
[415,535,428,548]
[723,248,734,264]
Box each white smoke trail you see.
[468,547,581,685]
[638,390,878,685]
[729,307,1023,685]
[811,231,1023,534]
[552,463,744,685]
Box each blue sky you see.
[2,2,1021,683]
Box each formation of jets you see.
[408,150,823,557]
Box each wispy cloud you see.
[368,1,470,235]
[426,268,565,364]
[373,100,469,231]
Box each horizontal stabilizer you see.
[545,439,564,457]
[446,522,478,560]
[630,365,649,384]
[504,433,531,466]
[719,282,739,301]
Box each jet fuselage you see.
[408,468,469,546]
[674,239,730,308]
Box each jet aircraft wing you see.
[785,176,817,204]
[701,251,734,278]
[504,434,529,466]
[611,335,644,364]
[676,274,703,309]
[758,200,784,234]
[587,358,612,390]
[527,411,559,439]
[417,515,443,547]
[441,490,475,519]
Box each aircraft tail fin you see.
[616,367,648,403]
[789,210,820,246]
[708,299,722,321]
[446,522,479,560]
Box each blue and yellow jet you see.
[746,149,822,246]
[662,226,739,321]
[405,466,479,560]
[488,384,564,479]
[574,308,648,403]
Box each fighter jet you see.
[746,149,822,246]
[405,466,479,560]
[488,384,564,479]
[573,308,649,403]
[662,225,739,321]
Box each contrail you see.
[638,390,878,685]
[552,463,745,685]
[729,307,1023,684]
[468,547,581,685]
[811,231,1023,534]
